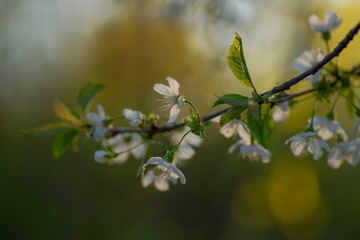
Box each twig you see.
[111,22,360,136]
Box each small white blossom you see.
[141,170,177,192]
[94,150,108,164]
[273,101,290,124]
[171,126,203,148]
[143,157,186,184]
[171,126,203,167]
[327,141,360,169]
[210,115,221,123]
[219,119,251,145]
[86,104,109,142]
[122,108,142,127]
[154,77,184,123]
[101,133,146,164]
[285,132,329,160]
[229,140,271,163]
[308,11,342,33]
[293,49,325,85]
[308,115,348,141]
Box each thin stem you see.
[172,130,192,153]
[185,99,201,120]
[352,120,360,141]
[325,40,331,54]
[331,93,340,112]
[333,88,359,110]
[308,95,319,131]
[112,141,145,157]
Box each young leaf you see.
[244,103,273,147]
[20,122,69,138]
[227,33,253,88]
[77,83,104,111]
[53,128,82,158]
[212,94,249,108]
[220,106,247,126]
[55,100,82,124]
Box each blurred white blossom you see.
[122,108,142,127]
[308,11,342,34]
[293,49,324,85]
[327,141,360,169]
[285,132,329,160]
[308,115,348,141]
[100,133,146,164]
[229,140,271,163]
[143,157,186,184]
[154,77,184,123]
[141,170,177,192]
[94,150,108,164]
[86,104,109,142]
[219,119,251,144]
[273,101,290,123]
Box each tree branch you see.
[111,22,360,136]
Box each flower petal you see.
[308,14,326,33]
[166,76,180,96]
[141,171,154,188]
[153,83,173,97]
[94,150,108,164]
[168,104,180,123]
[154,178,170,192]
[324,11,342,31]
[171,166,186,184]
[97,104,106,120]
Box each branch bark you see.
[111,21,360,136]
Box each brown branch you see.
[111,22,360,136]
[263,21,360,96]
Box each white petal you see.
[176,145,195,160]
[141,171,154,188]
[308,14,326,33]
[93,126,107,142]
[220,121,237,138]
[211,116,221,123]
[236,120,252,145]
[316,49,325,62]
[154,178,170,192]
[273,101,290,124]
[168,104,180,123]
[153,83,173,97]
[312,71,321,85]
[307,138,323,160]
[324,11,342,31]
[112,151,130,164]
[122,108,133,120]
[166,76,180,96]
[290,138,307,156]
[316,138,330,151]
[327,146,344,169]
[143,157,163,168]
[97,104,106,120]
[94,150,108,164]
[171,166,186,184]
[86,112,102,124]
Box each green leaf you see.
[227,33,253,88]
[20,122,69,138]
[345,87,355,118]
[55,100,82,124]
[77,83,104,111]
[244,103,273,147]
[212,94,249,108]
[220,106,247,126]
[53,128,82,158]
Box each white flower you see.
[219,119,251,145]
[229,140,271,163]
[141,170,177,192]
[171,126,203,148]
[293,49,325,85]
[173,145,196,167]
[210,115,221,123]
[328,141,360,169]
[285,132,330,160]
[102,133,146,164]
[273,101,290,124]
[143,157,186,184]
[86,104,109,142]
[94,150,108,164]
[308,115,348,141]
[122,108,142,127]
[154,76,184,123]
[308,11,342,33]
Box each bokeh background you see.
[1,0,360,239]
